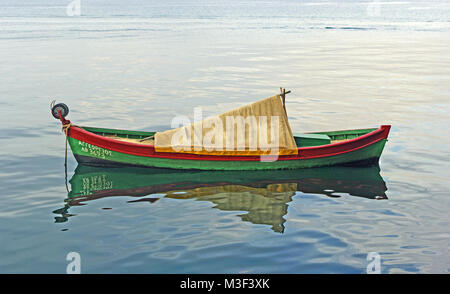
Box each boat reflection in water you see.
[55,165,388,233]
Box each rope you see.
[62,122,72,193]
[62,122,72,163]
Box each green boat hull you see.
[68,136,387,171]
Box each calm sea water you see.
[0,0,449,273]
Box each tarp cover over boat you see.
[155,95,298,156]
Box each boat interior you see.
[81,126,377,148]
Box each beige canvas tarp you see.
[154,95,298,156]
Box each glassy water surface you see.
[0,0,449,273]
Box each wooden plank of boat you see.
[51,94,391,171]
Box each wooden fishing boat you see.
[51,91,390,170]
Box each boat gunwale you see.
[67,124,391,161]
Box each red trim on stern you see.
[66,125,391,161]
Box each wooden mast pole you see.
[280,87,291,114]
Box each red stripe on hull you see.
[67,125,391,161]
